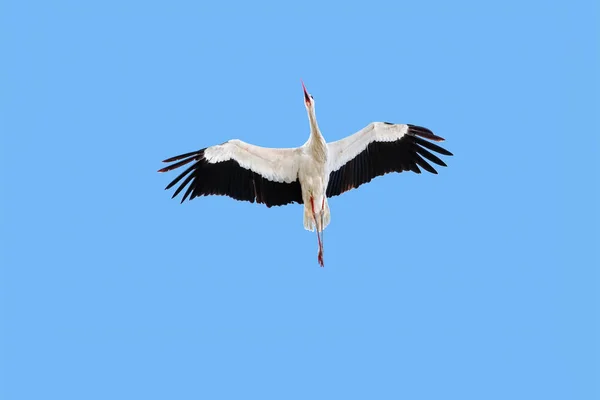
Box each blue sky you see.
[1,0,598,399]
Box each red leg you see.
[320,197,325,261]
[311,197,324,267]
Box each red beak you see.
[301,80,310,104]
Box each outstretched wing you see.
[159,140,303,207]
[326,123,453,197]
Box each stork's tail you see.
[303,207,315,232]
[303,200,330,232]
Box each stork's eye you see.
[310,95,314,100]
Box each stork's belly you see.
[298,158,328,197]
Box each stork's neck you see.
[307,107,327,162]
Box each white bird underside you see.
[159,122,452,208]
[158,82,453,267]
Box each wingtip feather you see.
[162,150,202,163]
[412,136,453,157]
[407,124,446,142]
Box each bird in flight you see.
[158,81,453,267]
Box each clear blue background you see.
[1,1,598,399]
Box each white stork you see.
[158,81,453,267]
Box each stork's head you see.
[301,80,314,109]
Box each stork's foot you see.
[318,248,324,267]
